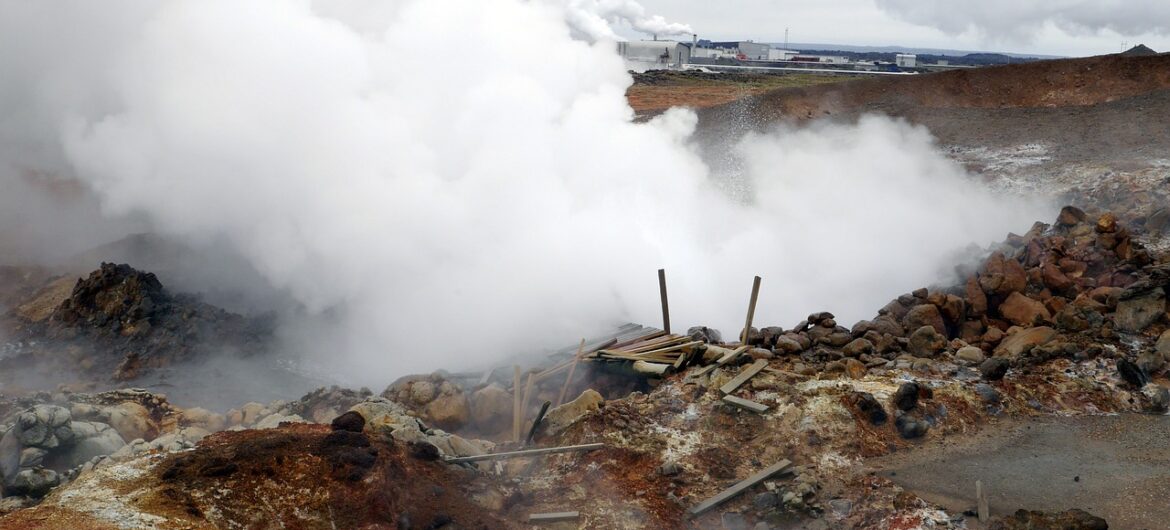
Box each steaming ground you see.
[0,0,1047,388]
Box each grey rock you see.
[688,326,723,344]
[908,325,946,357]
[956,346,986,364]
[1118,359,1149,388]
[658,461,682,476]
[9,468,60,498]
[895,414,929,439]
[974,383,1002,405]
[753,492,779,510]
[721,511,749,530]
[1114,287,1165,332]
[980,358,1011,381]
[18,448,47,468]
[894,382,920,411]
[60,422,127,469]
[1145,385,1170,413]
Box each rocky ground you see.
[1,53,1169,529]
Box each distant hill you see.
[1120,44,1158,56]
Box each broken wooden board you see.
[529,512,580,523]
[444,443,605,464]
[719,359,769,395]
[688,459,792,517]
[715,345,750,366]
[722,395,769,413]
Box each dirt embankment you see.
[746,53,1170,119]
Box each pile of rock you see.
[0,405,125,497]
[5,263,271,381]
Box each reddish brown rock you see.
[1095,212,1117,233]
[903,304,947,337]
[966,277,988,316]
[999,292,1052,327]
[980,252,1027,297]
[1056,205,1086,227]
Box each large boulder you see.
[994,326,1058,358]
[541,389,603,437]
[999,292,1052,327]
[907,325,946,357]
[55,422,126,469]
[903,305,946,336]
[469,384,513,432]
[423,393,470,430]
[1114,287,1165,332]
[980,252,1027,297]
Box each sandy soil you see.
[869,414,1170,530]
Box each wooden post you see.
[520,372,536,438]
[741,276,761,344]
[557,338,586,407]
[976,480,989,522]
[513,365,522,443]
[658,268,671,334]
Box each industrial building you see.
[895,53,917,67]
[617,40,691,68]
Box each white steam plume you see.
[565,0,694,41]
[875,0,1170,43]
[1,0,1045,385]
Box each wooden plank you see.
[715,345,750,366]
[659,268,671,334]
[688,459,792,517]
[520,372,536,436]
[513,365,522,442]
[609,329,665,350]
[556,338,586,407]
[444,443,605,464]
[741,276,762,344]
[719,359,769,395]
[977,480,989,522]
[722,395,769,413]
[632,360,670,376]
[529,512,580,523]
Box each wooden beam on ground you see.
[659,268,671,334]
[688,459,792,517]
[741,276,762,344]
[632,360,671,376]
[722,395,769,413]
[444,443,605,463]
[513,365,522,443]
[977,480,989,522]
[556,338,586,407]
[715,345,750,367]
[719,359,769,395]
[529,512,580,523]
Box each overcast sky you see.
[624,0,1170,57]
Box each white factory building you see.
[896,53,917,67]
[617,40,691,68]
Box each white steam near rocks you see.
[1,0,1046,384]
[876,0,1170,42]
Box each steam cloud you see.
[1,0,1045,385]
[565,0,694,40]
[876,0,1170,42]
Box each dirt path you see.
[868,414,1170,530]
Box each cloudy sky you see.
[626,0,1170,57]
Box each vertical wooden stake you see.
[557,338,586,407]
[741,276,762,344]
[520,373,536,439]
[513,365,522,443]
[658,268,671,334]
[976,480,989,522]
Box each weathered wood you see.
[513,365,522,442]
[529,511,580,523]
[720,359,769,395]
[977,480,989,522]
[556,338,586,407]
[444,443,605,463]
[715,345,750,366]
[688,459,792,517]
[520,372,536,436]
[741,276,762,344]
[659,268,671,334]
[608,329,666,350]
[632,360,671,376]
[526,401,552,445]
[722,395,769,413]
